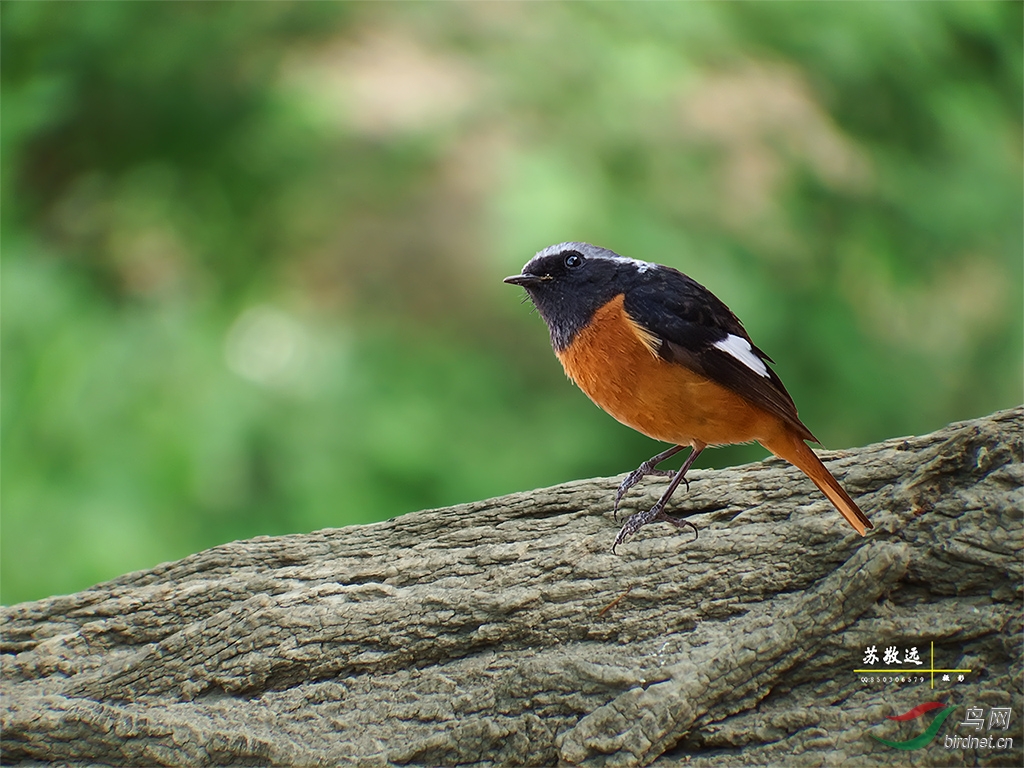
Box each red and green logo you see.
[870,701,957,750]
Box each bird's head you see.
[504,242,651,349]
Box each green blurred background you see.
[2,1,1021,605]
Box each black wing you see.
[623,266,816,443]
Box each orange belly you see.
[555,294,780,447]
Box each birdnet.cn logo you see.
[868,702,1014,752]
[855,640,1015,753]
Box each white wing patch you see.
[713,334,769,378]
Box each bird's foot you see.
[613,465,680,522]
[612,503,699,554]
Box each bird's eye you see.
[564,252,584,269]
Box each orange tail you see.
[763,429,872,535]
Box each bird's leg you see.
[613,444,687,520]
[613,442,707,553]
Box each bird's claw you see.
[612,505,699,554]
[612,464,676,522]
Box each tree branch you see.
[3,408,1022,766]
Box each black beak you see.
[503,273,549,287]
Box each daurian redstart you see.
[505,242,872,551]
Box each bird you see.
[504,242,872,551]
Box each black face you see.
[504,244,642,350]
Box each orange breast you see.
[555,294,779,447]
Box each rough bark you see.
[2,408,1022,767]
